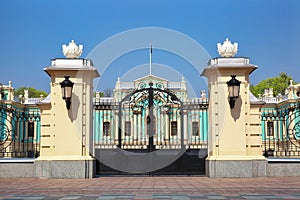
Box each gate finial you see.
[217,38,238,57]
[62,40,83,59]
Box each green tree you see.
[15,87,48,98]
[250,72,293,97]
[93,91,104,97]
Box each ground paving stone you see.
[0,177,300,199]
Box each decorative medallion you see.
[0,122,10,145]
[139,83,146,89]
[156,82,163,89]
[288,118,300,148]
[0,108,14,149]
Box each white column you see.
[177,109,181,146]
[154,108,158,146]
[142,109,146,146]
[129,114,133,145]
[115,111,119,147]
[165,113,169,145]
[158,110,162,146]
[133,114,137,145]
[123,112,126,146]
[184,111,188,145]
[161,111,165,145]
[138,114,142,145]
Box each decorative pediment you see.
[134,75,168,90]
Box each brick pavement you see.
[0,176,300,199]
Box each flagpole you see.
[150,43,152,75]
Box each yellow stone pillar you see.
[201,39,267,178]
[36,40,100,178]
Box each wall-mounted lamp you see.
[60,76,74,110]
[226,75,241,109]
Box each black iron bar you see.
[148,82,154,152]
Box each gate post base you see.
[35,157,96,179]
[206,157,267,178]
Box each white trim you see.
[0,158,35,163]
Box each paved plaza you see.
[0,176,300,200]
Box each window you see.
[125,121,131,136]
[103,122,110,136]
[171,121,177,136]
[267,121,274,137]
[28,122,34,137]
[146,116,156,135]
[192,121,199,136]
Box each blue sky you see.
[0,0,299,95]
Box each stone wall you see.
[0,159,35,178]
[267,159,300,177]
[0,159,95,179]
[1,158,300,178]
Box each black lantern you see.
[60,76,74,110]
[226,75,241,109]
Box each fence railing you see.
[0,102,40,158]
[262,103,300,158]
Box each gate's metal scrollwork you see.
[287,106,300,148]
[0,108,13,147]
[118,82,183,151]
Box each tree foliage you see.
[250,72,293,97]
[15,87,48,98]
[93,91,104,97]
[93,89,113,97]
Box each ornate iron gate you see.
[94,83,208,175]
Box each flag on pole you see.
[149,43,152,75]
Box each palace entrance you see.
[94,81,208,175]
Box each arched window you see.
[103,122,110,136]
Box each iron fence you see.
[0,102,40,158]
[262,102,300,157]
